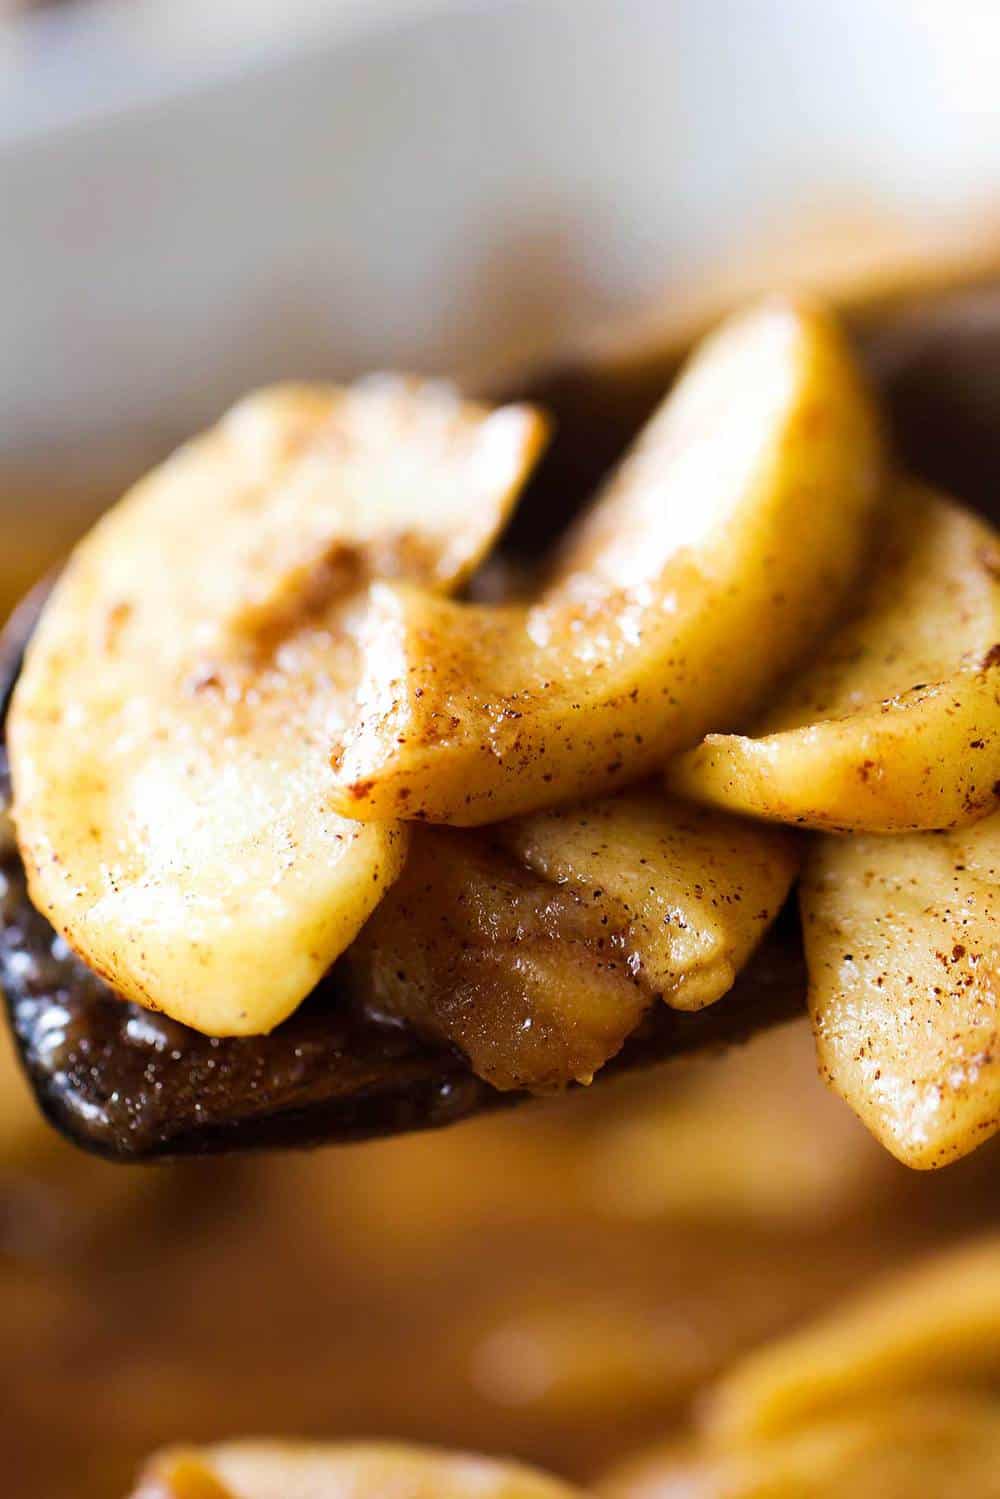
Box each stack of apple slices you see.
[670,482,1000,1167]
[9,298,999,1168]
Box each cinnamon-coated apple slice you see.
[330,300,882,826]
[802,818,1000,1168]
[8,379,546,1036]
[670,482,1000,832]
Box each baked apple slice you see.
[7,379,546,1036]
[330,299,882,825]
[670,482,1000,832]
[802,818,1000,1168]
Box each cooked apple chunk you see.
[9,380,546,1035]
[670,482,1000,832]
[802,819,1000,1167]
[132,1441,584,1499]
[499,790,799,1012]
[330,299,882,825]
[347,792,797,1090]
[346,826,650,1091]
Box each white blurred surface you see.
[0,0,442,139]
[2,0,1000,519]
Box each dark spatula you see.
[3,281,999,1161]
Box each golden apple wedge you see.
[9,379,546,1035]
[802,819,1000,1168]
[330,299,882,826]
[347,791,797,1090]
[670,483,1000,832]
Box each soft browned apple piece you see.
[500,790,798,1012]
[346,826,651,1091]
[347,791,797,1090]
[802,818,1000,1168]
[331,299,882,826]
[131,1442,586,1499]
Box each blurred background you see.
[4,0,1000,610]
[3,2,1000,1496]
[6,1016,1000,1497]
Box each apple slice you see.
[499,790,798,1013]
[670,483,1000,832]
[346,791,797,1090]
[9,379,546,1035]
[801,817,1000,1168]
[329,299,882,826]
